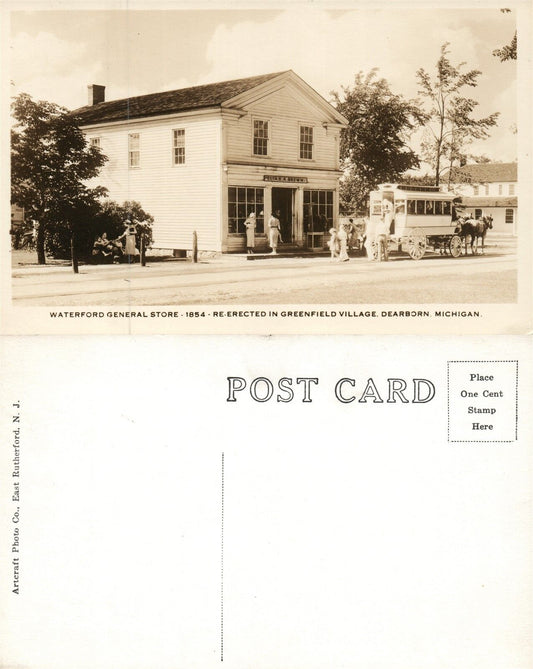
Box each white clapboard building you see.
[73,71,348,253]
[443,162,518,235]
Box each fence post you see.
[71,232,79,274]
[192,230,198,263]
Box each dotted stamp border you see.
[447,360,518,443]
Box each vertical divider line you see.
[221,452,224,662]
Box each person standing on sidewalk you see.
[337,223,350,262]
[268,210,281,254]
[117,219,139,262]
[244,212,256,254]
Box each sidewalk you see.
[11,234,516,276]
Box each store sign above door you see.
[263,176,308,183]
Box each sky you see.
[8,4,519,169]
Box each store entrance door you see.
[272,188,294,243]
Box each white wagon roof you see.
[374,183,455,201]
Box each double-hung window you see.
[509,183,515,195]
[90,137,101,149]
[299,125,313,159]
[173,129,185,165]
[253,119,269,156]
[128,133,140,168]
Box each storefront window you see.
[303,190,333,232]
[228,187,264,234]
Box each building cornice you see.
[79,106,223,131]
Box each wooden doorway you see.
[272,188,294,243]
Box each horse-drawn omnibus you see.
[368,183,462,260]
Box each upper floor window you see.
[473,185,479,196]
[173,129,185,165]
[253,119,269,156]
[128,133,140,168]
[509,183,515,195]
[498,184,503,195]
[90,137,101,148]
[484,184,489,195]
[505,208,514,224]
[299,125,313,159]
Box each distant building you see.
[442,162,517,235]
[73,71,348,253]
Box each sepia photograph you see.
[2,2,531,333]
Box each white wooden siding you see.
[226,86,339,170]
[85,115,222,251]
[453,181,518,197]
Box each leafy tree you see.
[11,93,108,266]
[493,32,517,61]
[400,173,436,187]
[416,43,499,186]
[493,9,517,61]
[47,199,154,261]
[331,70,426,213]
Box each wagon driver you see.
[376,200,393,261]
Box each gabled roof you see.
[444,162,517,184]
[72,71,289,126]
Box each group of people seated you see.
[92,232,124,263]
[92,220,139,264]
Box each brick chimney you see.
[87,84,105,105]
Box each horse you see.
[456,215,493,255]
[474,215,493,254]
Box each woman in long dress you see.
[268,211,281,254]
[244,212,256,254]
[327,227,339,260]
[117,220,138,259]
[337,224,349,262]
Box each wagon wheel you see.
[406,233,426,260]
[448,235,462,258]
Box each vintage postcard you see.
[1,335,531,668]
[1,0,531,334]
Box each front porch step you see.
[247,247,330,260]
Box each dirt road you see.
[11,242,517,306]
